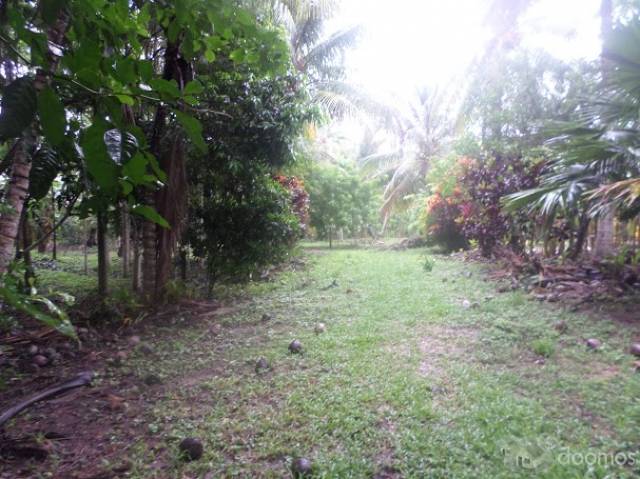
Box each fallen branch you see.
[0,371,94,429]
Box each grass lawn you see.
[100,244,640,478]
[9,244,640,478]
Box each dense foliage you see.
[0,0,317,331]
[306,162,378,243]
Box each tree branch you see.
[24,193,79,253]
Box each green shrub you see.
[531,338,555,358]
[421,255,435,272]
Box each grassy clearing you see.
[98,244,640,478]
[19,245,640,478]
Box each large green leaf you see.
[131,204,170,228]
[175,110,207,153]
[122,152,148,183]
[29,145,62,200]
[0,77,37,140]
[38,85,66,146]
[0,270,76,338]
[80,118,119,193]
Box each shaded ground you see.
[2,246,640,478]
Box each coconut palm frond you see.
[303,25,362,78]
[589,178,640,209]
[358,150,402,176]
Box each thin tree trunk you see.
[22,211,34,287]
[51,191,57,260]
[132,219,140,292]
[83,220,89,275]
[97,211,109,298]
[142,193,156,299]
[179,247,187,281]
[121,201,130,277]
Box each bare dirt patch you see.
[0,299,252,479]
[417,325,479,378]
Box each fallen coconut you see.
[138,343,154,355]
[143,373,162,386]
[291,457,313,477]
[314,323,326,335]
[128,335,141,346]
[178,437,203,461]
[554,321,568,334]
[289,339,303,354]
[32,354,48,367]
[261,313,272,322]
[28,345,39,356]
[630,343,640,357]
[255,357,269,373]
[586,338,601,350]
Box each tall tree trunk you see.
[155,138,187,298]
[121,201,130,277]
[97,211,109,298]
[132,219,140,292]
[0,142,33,272]
[150,38,190,300]
[51,191,57,260]
[594,0,615,258]
[21,210,34,287]
[594,209,615,257]
[0,12,69,274]
[83,220,89,275]
[179,246,187,281]
[142,193,156,299]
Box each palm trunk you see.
[593,0,615,259]
[0,12,69,275]
[21,210,34,287]
[0,142,32,272]
[594,209,615,258]
[97,210,109,298]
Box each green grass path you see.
[125,246,640,478]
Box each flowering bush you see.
[424,189,468,251]
[275,175,310,235]
[457,155,540,257]
[424,155,541,256]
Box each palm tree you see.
[248,0,365,114]
[358,88,456,229]
[506,14,640,258]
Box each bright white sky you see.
[320,0,603,151]
[332,0,602,100]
